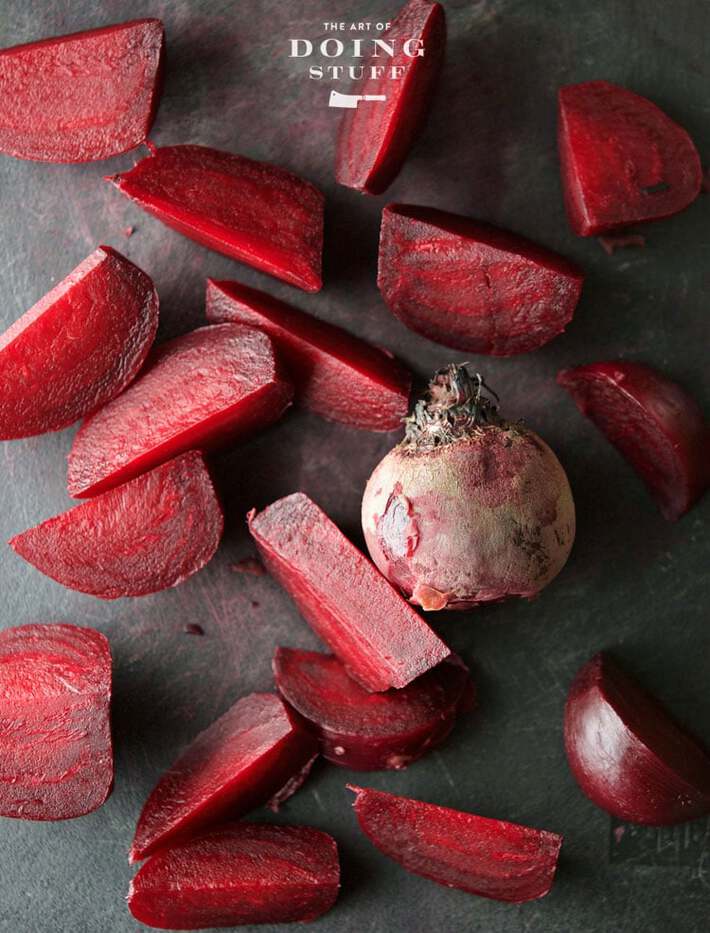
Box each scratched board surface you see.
[0,1,708,931]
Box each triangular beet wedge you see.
[335,0,446,194]
[206,279,412,431]
[349,786,562,903]
[558,81,702,235]
[109,145,324,291]
[0,624,112,820]
[0,19,164,162]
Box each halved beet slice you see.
[206,279,412,431]
[68,324,292,498]
[0,19,164,162]
[557,361,708,520]
[0,246,158,439]
[10,452,223,599]
[558,81,702,235]
[0,623,112,820]
[130,693,317,862]
[248,493,450,693]
[336,0,445,194]
[129,823,340,929]
[378,204,584,355]
[109,145,324,292]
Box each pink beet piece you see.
[248,493,450,693]
[349,786,562,903]
[558,81,702,236]
[129,823,340,929]
[0,19,164,162]
[378,204,584,355]
[558,361,708,520]
[0,246,158,439]
[67,324,292,498]
[206,279,412,431]
[0,623,112,820]
[109,145,324,292]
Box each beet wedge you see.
[68,324,292,498]
[378,204,584,355]
[558,81,702,236]
[248,493,450,693]
[336,0,445,194]
[557,361,708,520]
[0,624,112,820]
[349,786,562,903]
[130,693,317,862]
[11,452,223,599]
[0,19,164,162]
[0,246,158,439]
[109,145,324,291]
[206,279,412,431]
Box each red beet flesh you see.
[129,823,340,929]
[349,786,562,902]
[558,81,702,236]
[109,145,324,291]
[558,361,708,520]
[67,324,292,498]
[206,279,412,431]
[0,19,164,162]
[0,624,112,820]
[565,653,710,825]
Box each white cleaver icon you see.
[329,90,387,109]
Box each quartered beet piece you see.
[349,786,562,903]
[129,823,340,929]
[130,693,317,862]
[336,0,445,194]
[68,324,292,498]
[378,204,584,355]
[558,361,708,520]
[0,246,158,439]
[0,19,164,162]
[248,493,450,693]
[109,145,324,291]
[206,279,412,431]
[0,623,112,820]
[558,81,702,235]
[10,452,222,599]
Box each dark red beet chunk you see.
[558,361,708,520]
[378,204,584,355]
[109,145,324,291]
[0,624,112,820]
[558,81,702,236]
[206,279,412,431]
[0,19,164,162]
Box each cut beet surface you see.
[206,279,412,431]
[378,204,584,355]
[0,623,112,820]
[0,19,164,162]
[109,145,324,291]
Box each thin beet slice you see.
[109,145,324,291]
[0,19,164,162]
[378,204,584,355]
[0,623,112,820]
[557,361,708,520]
[130,693,318,862]
[10,451,222,599]
[129,823,339,929]
[68,324,292,498]
[558,81,702,235]
[336,0,445,194]
[349,786,562,903]
[0,246,158,439]
[206,279,412,431]
[248,493,450,693]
